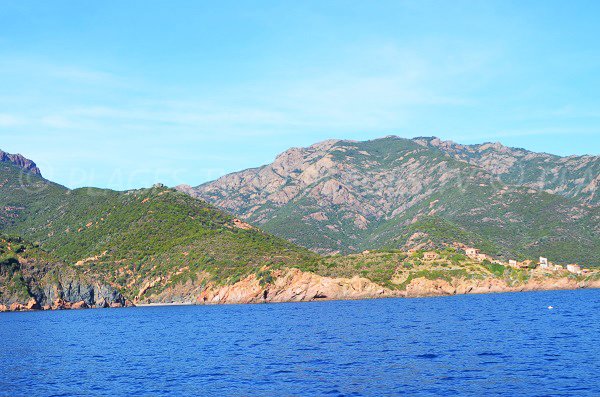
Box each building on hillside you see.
[566,264,581,274]
[362,250,371,255]
[508,260,518,267]
[477,253,490,262]
[465,248,480,258]
[423,251,439,261]
[539,257,549,269]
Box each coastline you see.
[2,283,600,313]
[3,267,599,313]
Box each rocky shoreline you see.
[3,268,599,312]
[0,297,135,312]
[192,269,600,305]
[136,268,600,307]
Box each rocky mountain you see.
[413,137,599,206]
[188,136,599,264]
[0,149,41,175]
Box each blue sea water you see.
[1,289,599,396]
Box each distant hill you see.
[188,136,600,265]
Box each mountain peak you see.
[0,149,41,175]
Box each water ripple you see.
[1,289,600,396]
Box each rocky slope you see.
[0,149,41,175]
[194,270,600,304]
[0,236,126,311]
[140,252,600,305]
[413,137,599,206]
[187,136,599,264]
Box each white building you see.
[566,264,581,274]
[539,257,549,268]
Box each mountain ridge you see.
[188,136,599,264]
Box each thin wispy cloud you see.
[2,43,487,138]
[0,1,598,189]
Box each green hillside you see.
[0,161,318,300]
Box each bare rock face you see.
[191,137,475,253]
[1,259,128,312]
[0,149,41,175]
[197,268,391,304]
[190,268,600,306]
[71,300,89,309]
[52,299,70,310]
[33,279,127,310]
[25,298,41,310]
[401,275,600,298]
[95,298,109,308]
[232,218,253,230]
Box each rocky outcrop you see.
[174,268,600,306]
[0,239,127,312]
[0,149,41,175]
[25,297,41,310]
[71,300,89,309]
[402,275,600,298]
[35,278,126,308]
[4,262,599,311]
[189,137,485,253]
[1,279,127,312]
[197,268,390,304]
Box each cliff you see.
[0,236,126,311]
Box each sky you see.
[0,0,599,190]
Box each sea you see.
[1,289,599,396]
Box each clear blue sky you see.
[0,0,598,190]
